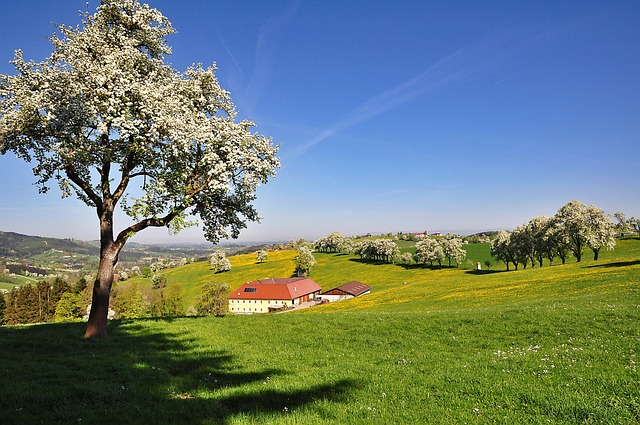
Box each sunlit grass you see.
[4,239,636,423]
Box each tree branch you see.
[64,164,102,208]
[111,140,138,204]
[114,207,183,250]
[99,133,112,199]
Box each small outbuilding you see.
[319,281,371,302]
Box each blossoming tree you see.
[0,0,279,338]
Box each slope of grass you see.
[124,249,299,309]
[2,239,637,424]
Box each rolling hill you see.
[1,237,638,423]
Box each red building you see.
[228,278,322,314]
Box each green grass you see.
[1,239,638,424]
[0,273,40,291]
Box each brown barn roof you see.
[323,281,371,297]
[227,278,321,301]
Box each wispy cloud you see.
[215,30,243,74]
[285,24,541,161]
[242,0,300,115]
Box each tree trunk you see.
[84,251,117,338]
[84,206,121,339]
[593,248,600,261]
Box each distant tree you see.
[150,261,166,273]
[378,239,401,264]
[441,234,466,267]
[295,246,316,277]
[400,252,413,264]
[290,239,311,249]
[47,277,70,321]
[314,232,348,253]
[151,284,183,317]
[491,230,517,271]
[73,276,89,294]
[509,226,532,269]
[528,216,552,267]
[3,288,19,325]
[152,272,167,289]
[0,0,279,338]
[555,200,590,262]
[196,282,229,316]
[555,200,616,262]
[218,258,232,272]
[414,238,438,265]
[256,249,268,263]
[513,220,538,268]
[544,221,571,265]
[112,283,150,319]
[352,239,399,263]
[4,284,37,324]
[585,205,616,260]
[209,250,231,273]
[629,217,640,235]
[2,278,68,325]
[141,267,153,278]
[614,212,630,237]
[0,291,5,325]
[54,292,84,322]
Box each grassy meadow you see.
[1,239,638,424]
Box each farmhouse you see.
[320,281,371,302]
[228,278,322,314]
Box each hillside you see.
[0,230,256,286]
[1,238,638,423]
[126,238,639,315]
[0,230,95,258]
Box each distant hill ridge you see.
[0,230,256,268]
[0,230,96,258]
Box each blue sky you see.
[1,1,639,244]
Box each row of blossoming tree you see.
[314,232,400,263]
[490,200,617,270]
[313,231,467,267]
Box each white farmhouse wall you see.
[318,294,354,302]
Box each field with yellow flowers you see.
[1,238,638,424]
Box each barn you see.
[319,281,371,302]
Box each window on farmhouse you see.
[244,287,257,293]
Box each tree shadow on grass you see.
[464,269,507,275]
[0,319,355,424]
[348,258,394,266]
[584,259,640,269]
[395,263,453,271]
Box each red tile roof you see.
[227,278,322,301]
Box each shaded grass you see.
[1,297,638,424]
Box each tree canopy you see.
[0,0,279,338]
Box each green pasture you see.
[1,238,638,424]
[130,242,497,310]
[0,273,39,291]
